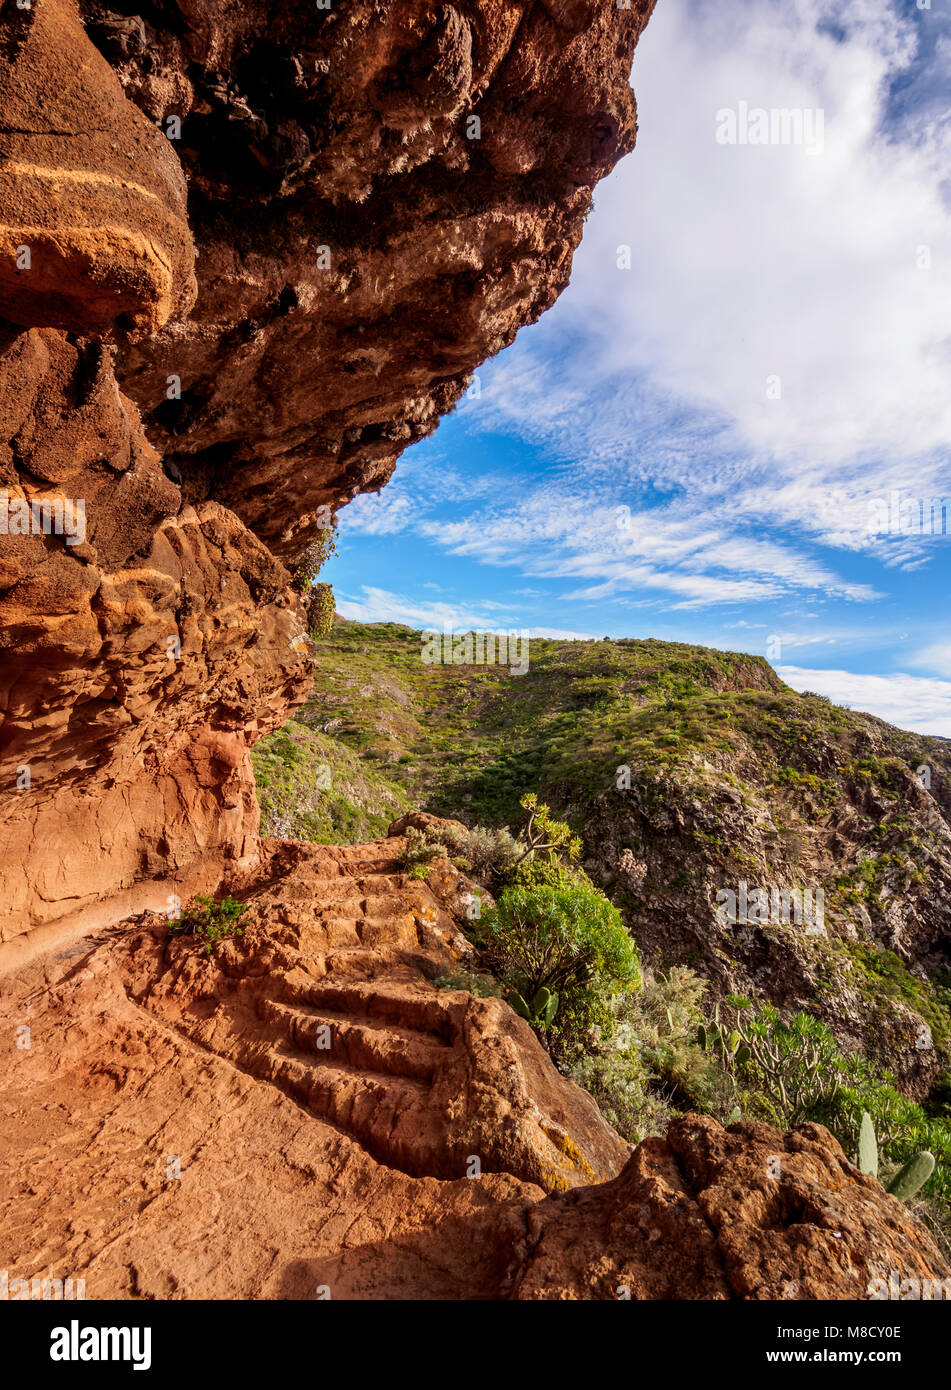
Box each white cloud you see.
[336,586,543,632]
[911,641,951,678]
[433,0,951,609]
[334,0,951,625]
[778,664,951,736]
[578,0,951,470]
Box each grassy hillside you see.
[257,619,801,825]
[252,617,951,1107]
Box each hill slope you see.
[253,618,951,1103]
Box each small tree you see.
[512,792,582,873]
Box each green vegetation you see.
[689,995,951,1237]
[698,999,844,1123]
[169,894,248,955]
[250,619,951,1235]
[264,620,950,847]
[251,720,409,843]
[568,965,733,1143]
[475,875,639,1056]
[431,969,504,999]
[815,938,951,1057]
[857,1111,935,1201]
[308,582,335,639]
[431,796,641,1057]
[293,528,338,590]
[508,985,560,1032]
[396,820,520,885]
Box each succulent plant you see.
[507,985,559,1031]
[886,1151,935,1202]
[857,1110,878,1180]
[855,1111,934,1201]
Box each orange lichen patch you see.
[541,1123,599,1185]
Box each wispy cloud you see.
[336,587,517,631]
[427,0,951,607]
[335,586,567,633]
[778,664,951,736]
[332,0,950,691]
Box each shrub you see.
[397,822,520,886]
[169,894,248,955]
[570,1049,663,1144]
[455,824,521,882]
[473,875,639,1055]
[698,998,846,1126]
[569,966,732,1143]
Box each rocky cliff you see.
[0,0,648,942]
[1,0,947,1302]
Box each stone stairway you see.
[125,837,629,1192]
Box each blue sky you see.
[324,0,951,735]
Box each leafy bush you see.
[169,894,248,955]
[397,825,432,871]
[473,875,639,1055]
[570,1048,663,1144]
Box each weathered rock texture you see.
[0,0,196,337]
[1,841,946,1299]
[0,322,313,944]
[77,0,651,556]
[0,0,653,942]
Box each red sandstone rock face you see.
[0,327,312,945]
[0,0,654,940]
[511,1115,951,1299]
[1,842,946,1300]
[0,0,195,336]
[120,838,629,1191]
[77,0,656,557]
